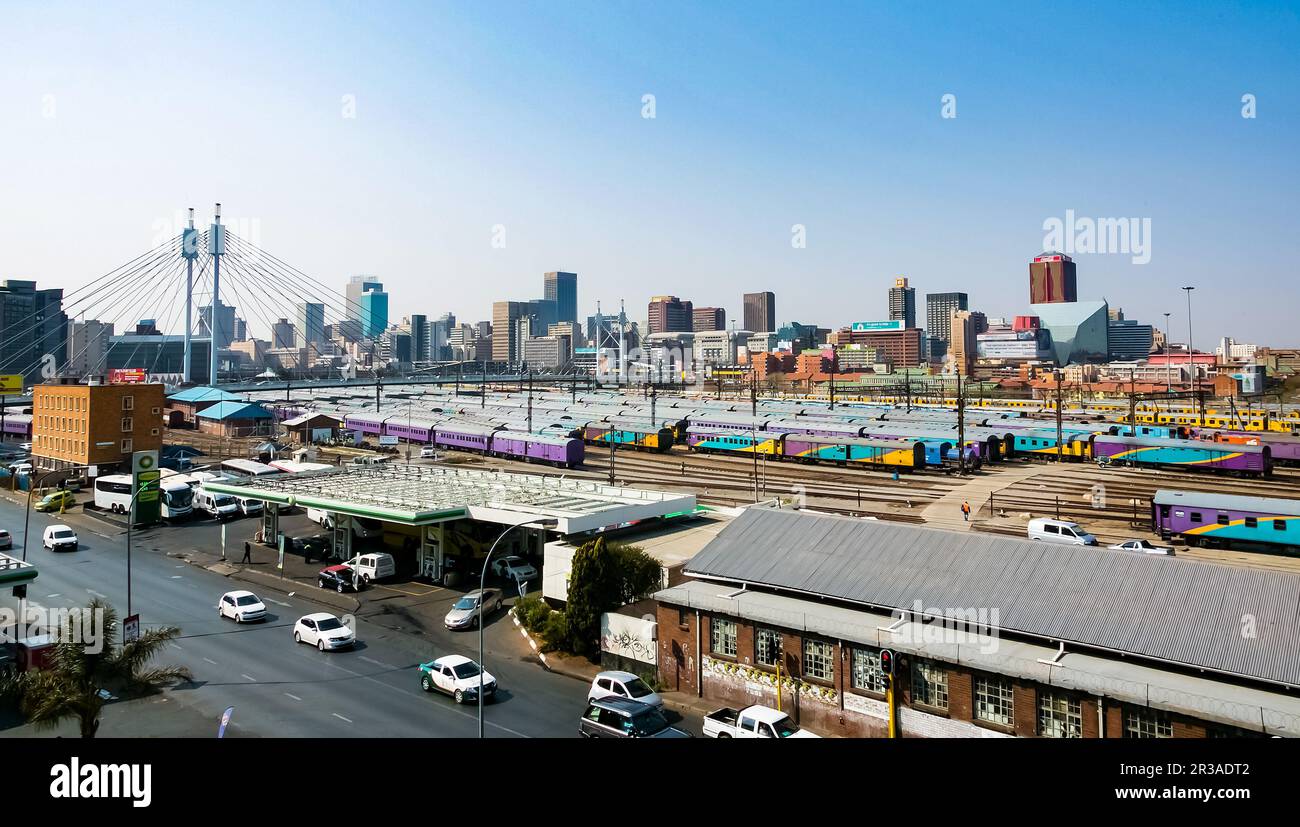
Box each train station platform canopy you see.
[203,466,697,536]
[0,553,37,588]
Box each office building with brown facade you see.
[31,382,165,473]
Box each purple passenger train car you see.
[1092,434,1271,477]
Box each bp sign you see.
[132,450,161,525]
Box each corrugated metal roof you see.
[197,401,272,421]
[684,507,1300,687]
[168,386,242,403]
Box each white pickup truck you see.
[702,705,820,739]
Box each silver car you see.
[443,588,503,630]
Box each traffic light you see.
[879,648,895,675]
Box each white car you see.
[418,654,497,704]
[218,590,267,623]
[588,670,664,711]
[293,612,356,651]
[1026,518,1098,546]
[491,555,538,582]
[9,462,32,475]
[1110,539,1175,556]
[419,445,438,459]
[42,524,78,551]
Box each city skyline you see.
[0,2,1296,345]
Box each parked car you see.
[579,697,690,739]
[235,496,262,517]
[18,442,32,452]
[293,612,355,651]
[587,670,664,711]
[34,490,76,512]
[42,524,78,551]
[702,705,819,739]
[1026,518,1099,546]
[218,590,267,623]
[292,534,333,563]
[8,462,32,475]
[418,654,496,704]
[443,588,503,630]
[1110,538,1175,556]
[343,552,396,584]
[308,509,384,539]
[491,555,538,582]
[0,528,12,550]
[318,564,362,593]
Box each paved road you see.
[0,498,603,738]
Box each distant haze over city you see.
[1,2,1296,345]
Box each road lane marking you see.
[265,598,291,607]
[284,692,302,701]
[170,575,183,579]
[332,713,353,723]
[241,674,257,682]
[87,589,106,598]
[203,657,218,665]
[46,593,60,598]
[359,655,395,669]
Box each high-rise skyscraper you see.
[359,289,389,339]
[888,278,915,329]
[693,307,726,332]
[198,299,237,350]
[345,275,383,319]
[492,301,524,363]
[295,302,326,349]
[409,314,430,362]
[271,318,295,349]
[925,292,968,358]
[543,272,577,326]
[648,296,693,334]
[743,291,775,333]
[1029,253,1078,304]
[66,319,114,378]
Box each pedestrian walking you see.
[961,500,971,522]
[241,541,252,563]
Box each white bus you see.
[220,459,279,478]
[268,460,333,474]
[94,474,194,520]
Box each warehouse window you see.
[911,659,949,711]
[1038,691,1082,738]
[974,675,1014,726]
[710,617,737,658]
[803,639,834,682]
[851,647,887,695]
[121,438,133,453]
[755,628,782,667]
[122,396,134,411]
[121,418,133,432]
[1124,708,1172,738]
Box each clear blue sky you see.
[1,1,1296,346]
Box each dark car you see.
[318,564,362,593]
[293,534,333,564]
[579,697,691,739]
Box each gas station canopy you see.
[205,466,698,535]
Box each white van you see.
[1027,518,1098,546]
[194,486,240,520]
[235,496,263,517]
[308,509,383,539]
[343,552,396,584]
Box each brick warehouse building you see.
[32,381,165,474]
[655,507,1300,738]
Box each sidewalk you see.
[173,542,362,615]
[920,463,1043,531]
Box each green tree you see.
[0,598,191,738]
[562,538,663,656]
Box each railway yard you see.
[185,384,1300,575]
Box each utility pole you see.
[956,369,966,474]
[905,371,912,413]
[527,368,533,433]
[650,382,657,433]
[1129,368,1137,437]
[480,359,485,408]
[829,349,837,411]
[456,360,461,397]
[1163,312,1172,395]
[608,433,616,485]
[1183,286,1198,426]
[751,371,757,418]
[1055,370,1064,463]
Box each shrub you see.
[538,612,569,653]
[513,594,550,633]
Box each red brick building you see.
[655,508,1297,738]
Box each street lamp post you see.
[1183,286,1196,423]
[1163,312,1171,395]
[478,517,557,738]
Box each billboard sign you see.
[132,450,161,526]
[851,320,904,332]
[0,375,22,394]
[378,435,399,446]
[109,368,147,384]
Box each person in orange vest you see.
[961,500,971,522]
